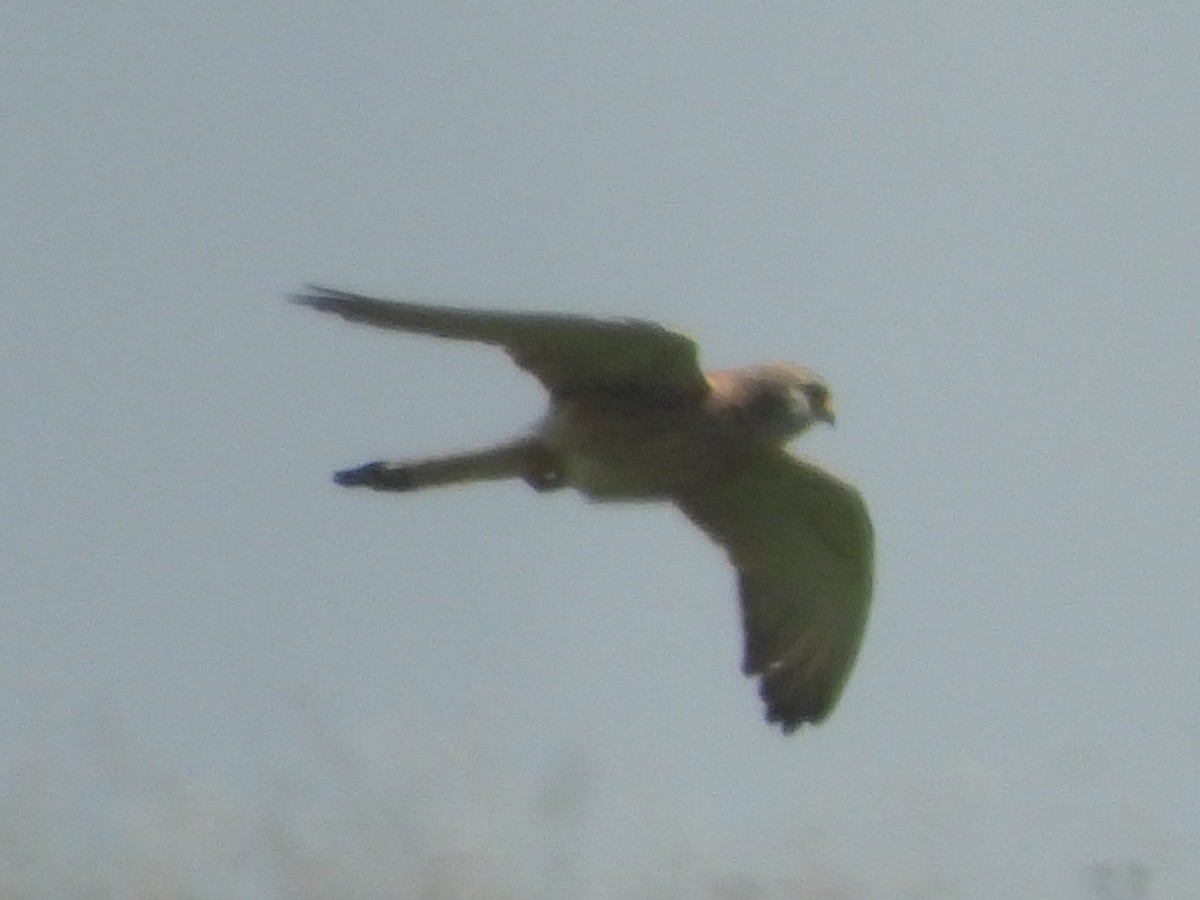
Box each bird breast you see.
[535,397,743,501]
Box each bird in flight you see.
[294,286,874,732]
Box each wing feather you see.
[292,286,707,399]
[675,450,874,731]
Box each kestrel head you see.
[729,363,836,444]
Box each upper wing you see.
[292,286,708,400]
[675,449,874,731]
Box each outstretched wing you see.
[675,449,874,731]
[292,286,707,400]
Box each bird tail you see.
[332,438,558,493]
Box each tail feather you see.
[333,440,545,492]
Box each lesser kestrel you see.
[294,286,874,732]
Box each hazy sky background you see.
[4,4,1198,898]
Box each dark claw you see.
[522,468,567,493]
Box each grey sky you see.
[4,3,1198,897]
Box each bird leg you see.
[519,443,567,492]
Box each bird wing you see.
[292,286,708,400]
[675,449,874,731]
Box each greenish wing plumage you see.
[675,449,874,731]
[292,286,708,400]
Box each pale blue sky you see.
[3,3,1198,897]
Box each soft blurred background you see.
[3,4,1198,898]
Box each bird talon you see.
[521,446,566,492]
[523,467,566,492]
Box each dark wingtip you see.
[770,711,821,735]
[760,677,834,734]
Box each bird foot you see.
[521,447,567,492]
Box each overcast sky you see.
[4,4,1198,898]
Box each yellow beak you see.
[817,396,836,426]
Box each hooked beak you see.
[816,397,836,426]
